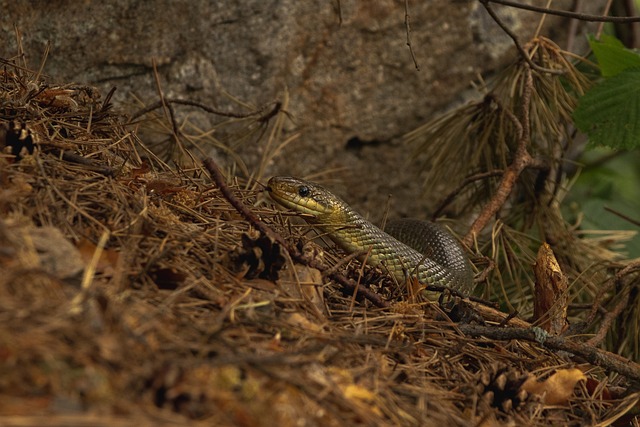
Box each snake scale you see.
[267,176,474,294]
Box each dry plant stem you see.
[323,250,366,276]
[585,260,640,324]
[129,97,281,123]
[404,0,420,71]
[431,169,503,219]
[604,206,640,228]
[487,0,640,22]
[585,260,640,346]
[202,158,389,308]
[586,287,631,347]
[462,67,534,248]
[61,150,114,176]
[151,61,203,170]
[597,0,615,38]
[565,0,583,52]
[458,324,640,384]
[480,0,563,75]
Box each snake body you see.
[267,176,474,294]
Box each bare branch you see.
[404,0,420,71]
[459,324,640,384]
[462,66,534,248]
[487,0,640,23]
[432,170,503,219]
[479,0,563,75]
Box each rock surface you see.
[1,0,592,221]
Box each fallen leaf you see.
[533,242,569,335]
[77,238,119,274]
[522,368,586,405]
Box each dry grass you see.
[1,54,639,426]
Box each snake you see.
[267,176,474,294]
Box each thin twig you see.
[404,0,420,71]
[487,0,640,22]
[323,250,367,276]
[584,260,640,346]
[61,150,115,176]
[565,0,583,52]
[432,169,504,219]
[202,158,389,308]
[596,0,615,39]
[586,286,631,347]
[585,260,640,326]
[150,59,199,167]
[130,97,281,123]
[604,205,640,227]
[479,0,564,75]
[462,66,534,248]
[458,324,640,383]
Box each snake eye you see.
[298,185,310,197]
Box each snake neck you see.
[312,207,394,260]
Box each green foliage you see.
[573,35,640,150]
[588,34,640,77]
[571,35,640,258]
[573,68,640,150]
[566,149,640,259]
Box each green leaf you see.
[573,68,640,150]
[589,35,640,77]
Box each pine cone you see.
[228,231,286,280]
[475,363,530,413]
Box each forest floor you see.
[1,57,639,427]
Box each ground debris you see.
[1,55,638,427]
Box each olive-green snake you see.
[267,176,474,294]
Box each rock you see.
[1,0,594,220]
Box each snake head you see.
[267,176,347,224]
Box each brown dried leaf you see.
[533,242,569,335]
[77,238,119,274]
[34,88,78,109]
[521,369,586,405]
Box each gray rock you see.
[1,0,593,221]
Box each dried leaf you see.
[522,369,586,405]
[77,238,119,274]
[285,312,323,333]
[533,242,569,335]
[34,88,78,109]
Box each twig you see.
[462,66,534,248]
[431,169,503,219]
[586,286,631,347]
[458,324,640,383]
[585,260,640,325]
[596,0,615,39]
[323,250,367,276]
[404,0,420,71]
[479,0,563,75]
[487,0,640,23]
[99,86,117,116]
[424,282,495,305]
[69,229,110,315]
[202,158,389,308]
[565,0,583,52]
[335,0,343,26]
[604,205,640,228]
[129,97,281,123]
[584,260,640,346]
[61,150,115,177]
